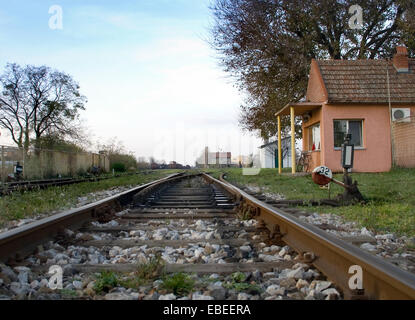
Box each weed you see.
[231,272,246,283]
[94,271,119,293]
[136,255,165,280]
[223,272,262,294]
[119,255,165,289]
[160,273,195,296]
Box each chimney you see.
[393,46,409,73]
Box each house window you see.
[308,123,321,151]
[334,120,363,148]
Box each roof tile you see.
[316,59,415,103]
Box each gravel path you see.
[0,215,341,300]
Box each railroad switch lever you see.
[312,166,365,204]
[341,171,365,204]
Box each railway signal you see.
[312,166,332,186]
[341,133,354,170]
[312,165,364,203]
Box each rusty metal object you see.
[205,173,415,300]
[0,173,183,263]
[312,166,364,203]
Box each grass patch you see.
[160,273,195,296]
[94,271,119,294]
[135,255,165,282]
[112,255,165,290]
[0,170,180,227]
[223,272,262,294]
[205,168,415,237]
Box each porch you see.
[274,102,322,174]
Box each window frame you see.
[333,119,364,149]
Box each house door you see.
[275,149,282,168]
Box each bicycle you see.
[296,151,311,172]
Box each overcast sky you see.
[0,0,262,165]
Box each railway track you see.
[0,172,414,300]
[0,171,155,196]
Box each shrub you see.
[111,162,126,172]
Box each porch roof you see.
[274,102,322,117]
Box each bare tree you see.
[97,137,138,170]
[0,64,28,148]
[0,63,86,150]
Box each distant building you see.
[259,138,292,169]
[168,161,185,169]
[195,147,232,168]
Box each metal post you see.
[290,106,296,174]
[277,116,282,174]
[387,60,395,167]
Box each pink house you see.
[275,46,415,173]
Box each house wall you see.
[300,104,415,172]
[259,148,272,168]
[306,60,328,103]
[321,104,394,172]
[392,113,415,168]
[259,139,292,169]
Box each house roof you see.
[317,59,415,104]
[259,138,290,149]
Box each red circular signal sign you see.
[312,166,333,185]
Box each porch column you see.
[290,106,296,174]
[277,116,282,174]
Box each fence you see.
[392,115,415,168]
[0,145,110,182]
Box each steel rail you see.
[0,171,156,196]
[0,172,184,263]
[202,173,415,300]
